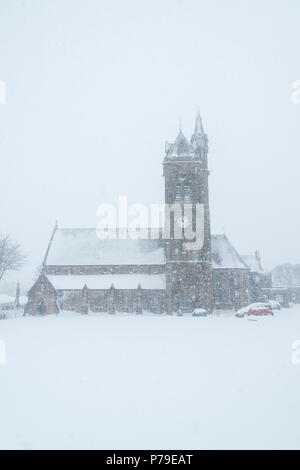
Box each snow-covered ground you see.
[1,307,300,450]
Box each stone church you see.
[25,112,267,315]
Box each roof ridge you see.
[223,234,249,269]
[42,224,58,265]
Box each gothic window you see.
[175,184,181,201]
[95,296,104,311]
[179,141,186,154]
[57,290,64,309]
[184,184,191,202]
[180,295,190,308]
[150,295,160,312]
[122,295,130,311]
[214,274,223,305]
[68,294,78,310]
[170,211,175,239]
[192,205,196,232]
[37,300,46,315]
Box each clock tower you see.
[163,111,213,313]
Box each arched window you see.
[170,211,175,239]
[175,180,192,202]
[180,295,190,308]
[122,295,130,311]
[95,296,104,311]
[150,295,160,312]
[67,294,78,311]
[175,184,181,201]
[184,184,191,202]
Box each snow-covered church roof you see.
[242,253,264,272]
[44,228,249,271]
[44,228,165,266]
[211,235,249,270]
[0,294,15,305]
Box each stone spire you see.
[190,109,208,151]
[194,108,204,134]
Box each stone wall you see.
[44,264,165,276]
[25,274,59,315]
[60,288,166,314]
[166,262,213,312]
[213,269,251,310]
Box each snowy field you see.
[1,307,300,450]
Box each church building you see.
[25,112,262,315]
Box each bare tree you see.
[0,234,26,282]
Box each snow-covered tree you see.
[0,234,25,282]
[272,263,300,287]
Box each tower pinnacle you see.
[194,108,204,135]
[190,109,207,150]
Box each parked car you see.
[193,308,208,317]
[236,303,273,318]
[266,300,281,310]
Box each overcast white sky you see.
[0,0,300,292]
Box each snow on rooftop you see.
[212,235,248,269]
[45,229,165,266]
[47,274,166,290]
[242,254,263,272]
[44,229,248,271]
[165,130,196,158]
[0,294,15,304]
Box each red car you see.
[236,303,273,318]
